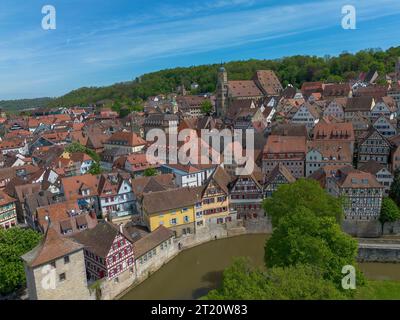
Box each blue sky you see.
[0,0,400,100]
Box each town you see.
[1,55,400,300]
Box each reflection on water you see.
[121,234,400,300]
[121,234,267,300]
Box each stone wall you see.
[97,267,136,300]
[92,220,272,300]
[243,216,272,234]
[135,242,179,279]
[342,220,400,238]
[28,250,94,300]
[341,220,381,238]
[358,239,400,262]
[382,220,400,235]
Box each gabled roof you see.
[72,221,129,258]
[142,186,203,214]
[270,123,308,137]
[358,160,389,175]
[62,174,100,200]
[358,127,389,146]
[228,80,263,98]
[131,174,176,198]
[105,131,146,147]
[229,172,263,192]
[323,83,351,97]
[22,227,83,268]
[265,163,296,185]
[345,97,374,112]
[253,70,283,96]
[307,140,352,162]
[264,135,307,154]
[335,166,382,189]
[132,226,174,258]
[36,200,97,234]
[0,189,16,206]
[204,165,231,195]
[313,120,355,141]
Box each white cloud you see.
[1,0,400,99]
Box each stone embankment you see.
[112,217,271,300]
[358,238,400,262]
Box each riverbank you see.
[355,280,400,299]
[120,233,400,300]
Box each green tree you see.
[65,141,100,163]
[264,207,360,286]
[263,179,343,227]
[119,107,130,118]
[88,162,102,175]
[206,258,346,300]
[0,228,42,295]
[389,168,400,206]
[200,100,213,115]
[143,167,157,177]
[379,197,400,234]
[28,45,399,110]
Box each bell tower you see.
[216,67,228,118]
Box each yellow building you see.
[142,186,203,237]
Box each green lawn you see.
[355,280,400,300]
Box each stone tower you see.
[396,57,400,82]
[21,227,93,300]
[216,67,228,118]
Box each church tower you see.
[216,67,228,118]
[396,57,400,82]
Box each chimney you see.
[119,223,123,234]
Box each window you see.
[64,256,70,264]
[50,261,56,268]
[59,273,66,281]
[184,216,189,223]
[170,218,177,225]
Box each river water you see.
[121,234,400,300]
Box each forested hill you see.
[0,97,53,112]
[3,46,400,111]
[45,46,400,107]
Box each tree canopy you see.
[206,258,346,300]
[3,46,397,111]
[389,168,400,207]
[264,207,359,285]
[143,168,157,177]
[200,100,213,115]
[65,141,100,163]
[379,197,400,233]
[263,179,343,227]
[0,227,42,295]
